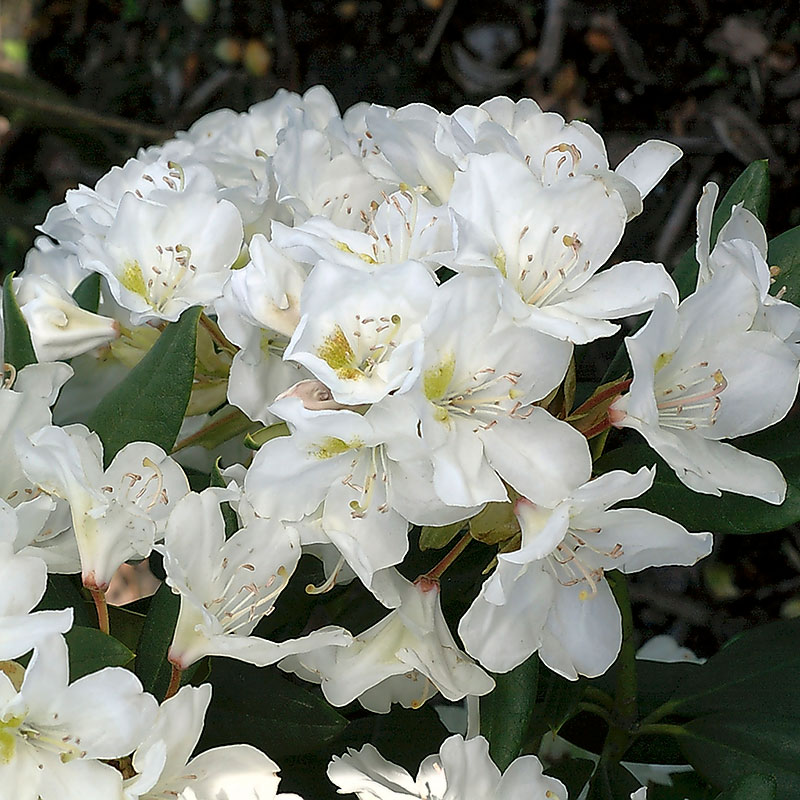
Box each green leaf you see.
[480,654,539,770]
[200,658,348,758]
[134,582,181,697]
[714,774,777,800]
[586,761,641,800]
[666,619,800,794]
[419,520,465,551]
[595,442,800,534]
[65,626,134,680]
[2,272,36,369]
[671,161,770,299]
[71,272,101,313]
[650,771,717,800]
[36,574,91,627]
[767,225,800,306]
[529,662,586,741]
[107,605,147,652]
[88,305,201,465]
[545,758,595,800]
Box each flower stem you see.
[199,313,237,355]
[635,722,687,739]
[90,587,110,635]
[423,532,473,582]
[165,663,183,701]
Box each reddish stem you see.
[572,378,632,418]
[164,663,183,701]
[90,587,110,635]
[423,532,473,582]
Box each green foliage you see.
[767,224,800,306]
[419,520,464,550]
[71,272,101,313]
[134,582,182,697]
[586,760,641,800]
[199,658,348,758]
[36,575,91,627]
[480,654,539,770]
[88,305,201,465]
[595,438,800,533]
[656,619,800,794]
[2,272,36,369]
[714,774,777,800]
[65,625,134,680]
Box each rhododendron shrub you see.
[2,86,799,799]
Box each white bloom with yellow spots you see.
[77,187,243,324]
[284,259,438,405]
[0,634,157,800]
[402,272,586,509]
[459,467,712,679]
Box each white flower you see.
[274,188,451,275]
[215,234,309,424]
[440,95,681,219]
[17,425,189,590]
[284,259,438,405]
[610,275,799,502]
[161,487,351,670]
[327,733,566,800]
[280,569,493,713]
[695,181,800,353]
[458,467,712,679]
[0,503,73,661]
[78,187,243,324]
[400,272,587,508]
[447,153,678,344]
[14,273,120,362]
[0,362,77,571]
[124,684,297,800]
[0,634,157,800]
[245,395,475,601]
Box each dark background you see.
[2,0,800,656]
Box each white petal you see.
[615,140,682,201]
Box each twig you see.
[0,87,173,142]
[416,0,459,65]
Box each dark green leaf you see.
[671,161,770,300]
[71,272,101,313]
[2,272,36,369]
[134,582,181,697]
[545,758,594,800]
[665,619,800,794]
[595,443,800,534]
[529,663,587,743]
[586,760,641,800]
[650,771,717,800]
[65,626,134,680]
[36,574,91,627]
[107,605,147,652]
[200,658,348,758]
[767,225,800,306]
[481,654,538,770]
[88,305,201,465]
[714,774,777,800]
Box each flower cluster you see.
[3,84,798,797]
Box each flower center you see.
[545,528,623,599]
[0,714,87,764]
[655,360,727,431]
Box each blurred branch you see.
[0,87,173,142]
